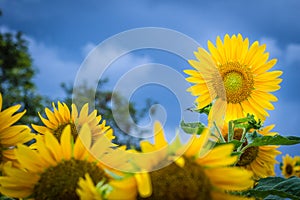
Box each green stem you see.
[228,120,234,142]
[240,144,250,153]
[213,121,226,143]
[236,127,246,152]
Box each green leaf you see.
[104,169,123,180]
[95,179,113,200]
[246,132,300,147]
[245,176,300,199]
[195,103,212,115]
[232,114,262,131]
[180,120,206,135]
[0,195,15,200]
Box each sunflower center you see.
[217,62,254,104]
[224,72,243,93]
[286,164,293,175]
[54,123,78,140]
[33,158,106,200]
[138,157,212,200]
[237,147,259,166]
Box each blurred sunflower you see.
[77,173,103,200]
[281,154,300,178]
[0,93,34,167]
[185,34,282,122]
[0,124,125,199]
[132,122,254,199]
[32,102,114,142]
[222,124,281,179]
[77,173,138,200]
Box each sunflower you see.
[77,173,138,200]
[76,173,103,200]
[32,102,114,142]
[0,93,34,167]
[0,124,124,199]
[185,34,282,122]
[132,122,254,199]
[281,154,300,178]
[222,124,281,179]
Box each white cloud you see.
[79,41,153,89]
[260,37,300,66]
[27,37,79,98]
[286,43,300,65]
[260,37,283,59]
[1,25,79,98]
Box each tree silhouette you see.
[0,12,45,125]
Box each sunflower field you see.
[0,34,300,200]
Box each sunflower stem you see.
[213,121,226,143]
[237,127,246,152]
[228,120,234,142]
[240,144,250,153]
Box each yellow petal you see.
[140,141,156,153]
[153,121,167,149]
[37,112,56,129]
[206,167,254,191]
[52,102,64,122]
[71,104,78,121]
[0,186,33,198]
[61,125,72,160]
[45,107,58,125]
[197,144,237,167]
[31,124,50,134]
[208,39,224,64]
[252,59,277,74]
[74,123,92,159]
[44,132,63,162]
[174,156,185,168]
[15,144,44,173]
[184,129,209,157]
[108,176,138,200]
[134,172,152,198]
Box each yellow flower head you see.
[32,102,114,142]
[0,93,34,167]
[133,122,254,199]
[76,173,138,200]
[77,173,103,200]
[0,124,118,199]
[281,154,300,178]
[222,124,281,179]
[185,34,282,122]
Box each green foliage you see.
[0,196,14,200]
[246,132,300,147]
[95,179,113,200]
[180,120,206,135]
[245,176,300,199]
[194,103,212,115]
[232,114,262,131]
[0,26,45,125]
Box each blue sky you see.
[1,0,300,171]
